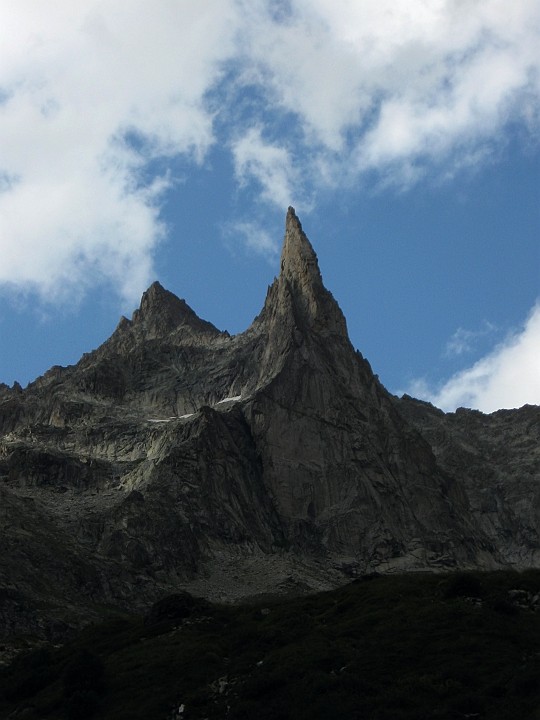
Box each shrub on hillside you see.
[443,572,484,599]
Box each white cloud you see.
[407,303,540,413]
[242,0,540,182]
[224,220,279,260]
[231,127,302,210]
[0,0,239,305]
[0,1,539,305]
[445,321,496,357]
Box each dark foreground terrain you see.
[2,570,539,720]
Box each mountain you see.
[0,207,538,653]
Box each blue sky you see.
[0,1,539,412]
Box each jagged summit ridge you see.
[107,208,339,353]
[109,208,348,357]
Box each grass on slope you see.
[1,570,539,720]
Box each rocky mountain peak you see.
[140,279,175,308]
[260,207,348,340]
[129,280,219,339]
[136,280,190,325]
[280,207,323,288]
[1,207,538,656]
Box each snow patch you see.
[147,399,239,424]
[216,395,242,405]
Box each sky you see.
[0,0,539,413]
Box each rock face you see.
[396,397,540,567]
[0,207,538,647]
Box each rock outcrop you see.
[396,397,540,567]
[0,207,538,651]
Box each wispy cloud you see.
[405,303,540,412]
[243,0,540,184]
[222,220,279,260]
[231,127,303,210]
[444,322,497,357]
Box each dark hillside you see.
[1,570,539,720]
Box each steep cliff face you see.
[0,207,537,648]
[396,396,540,567]
[243,210,488,569]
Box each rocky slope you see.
[396,397,540,567]
[0,207,538,650]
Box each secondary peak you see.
[133,281,219,337]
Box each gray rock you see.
[396,396,540,567]
[0,207,538,649]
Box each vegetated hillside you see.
[1,570,539,720]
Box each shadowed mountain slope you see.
[0,208,538,651]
